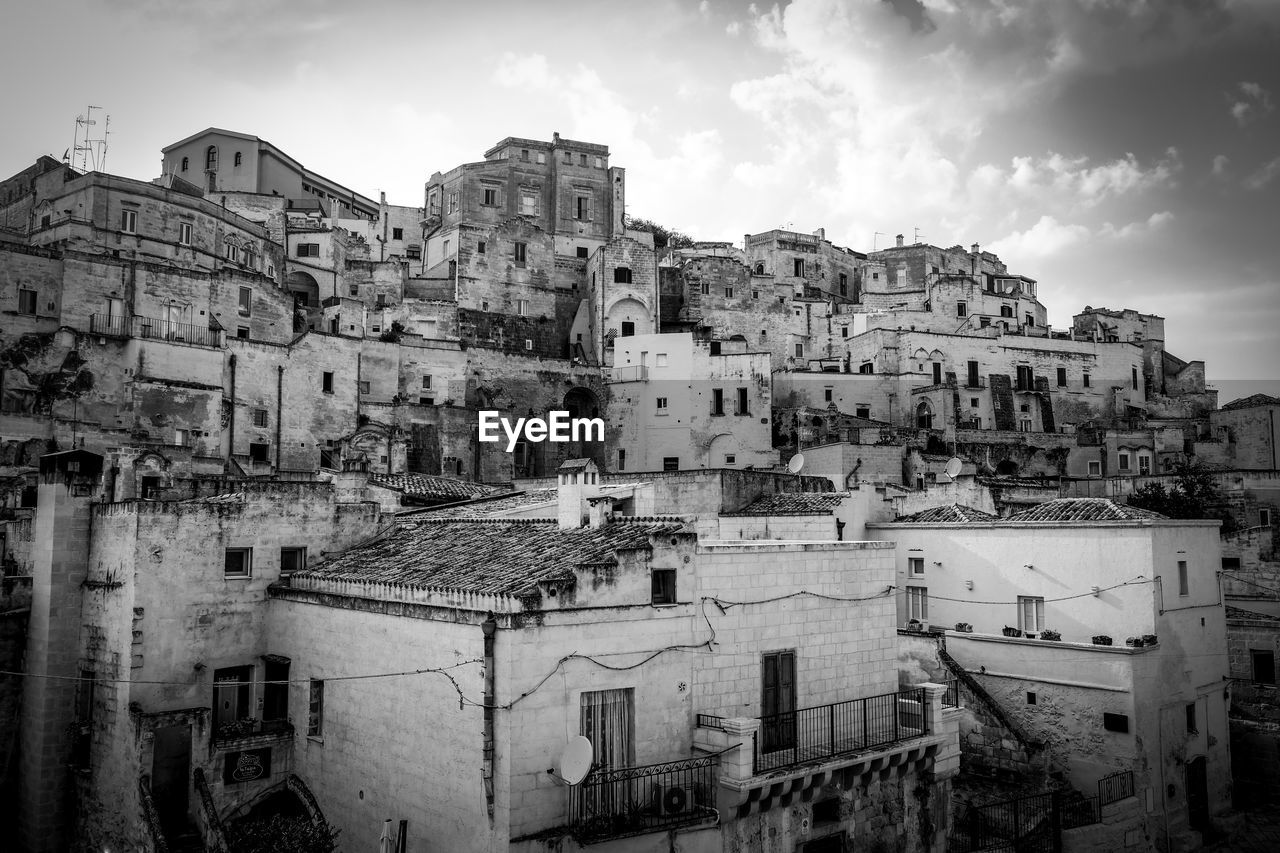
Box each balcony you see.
[605,364,649,383]
[211,717,293,750]
[90,313,223,348]
[568,755,719,843]
[754,687,927,774]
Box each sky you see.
[3,0,1278,392]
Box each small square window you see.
[252,409,268,427]
[179,222,192,245]
[908,557,924,576]
[120,209,137,233]
[656,397,668,411]
[280,547,306,576]
[663,457,679,472]
[1088,460,1102,476]
[236,327,249,339]
[1103,713,1129,733]
[224,548,252,578]
[651,569,677,605]
[392,227,404,239]
[813,798,840,825]
[18,288,37,315]
[248,442,269,462]
[483,188,497,205]
[358,381,370,394]
[724,454,736,465]
[1027,692,1037,705]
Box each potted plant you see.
[1142,634,1158,646]
[954,622,973,633]
[906,619,923,632]
[1092,635,1113,646]
[1125,636,1144,647]
[1040,629,1061,641]
[1001,626,1023,638]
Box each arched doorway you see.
[286,271,321,332]
[916,400,934,430]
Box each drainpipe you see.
[227,354,237,460]
[275,365,284,471]
[481,614,497,823]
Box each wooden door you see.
[761,651,796,752]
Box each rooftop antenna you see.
[913,227,924,245]
[71,105,109,173]
[873,232,886,250]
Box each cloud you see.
[1212,154,1231,178]
[1228,80,1274,126]
[726,20,742,36]
[1098,210,1174,240]
[995,149,1180,206]
[990,210,1174,261]
[1244,156,1280,190]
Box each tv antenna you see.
[873,232,886,250]
[70,106,110,173]
[913,227,925,244]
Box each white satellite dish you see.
[788,454,806,475]
[945,457,963,480]
[556,736,594,786]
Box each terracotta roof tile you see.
[724,492,848,516]
[896,504,998,523]
[1220,394,1280,412]
[293,518,685,596]
[1005,498,1167,522]
[412,488,558,518]
[1227,605,1280,624]
[368,473,500,502]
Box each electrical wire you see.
[902,575,1155,605]
[1220,571,1280,598]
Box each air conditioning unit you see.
[651,783,700,816]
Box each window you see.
[576,196,591,220]
[252,409,268,428]
[906,586,928,620]
[839,273,848,296]
[1103,713,1129,733]
[237,287,252,316]
[711,389,724,416]
[1054,367,1067,388]
[1222,557,1241,570]
[482,187,497,206]
[761,650,796,752]
[280,547,306,576]
[447,191,458,214]
[736,387,749,415]
[233,151,243,167]
[174,428,190,447]
[224,548,252,578]
[813,798,840,825]
[724,286,734,298]
[1139,455,1151,475]
[178,222,192,245]
[1027,692,1038,705]
[519,191,536,216]
[979,317,990,328]
[514,242,527,265]
[537,152,546,164]
[793,258,805,277]
[236,327,249,340]
[421,375,432,389]
[1000,304,1013,318]
[224,242,241,264]
[520,148,530,162]
[1261,508,1273,527]
[1252,650,1276,684]
[580,689,634,771]
[1016,365,1033,391]
[406,244,421,259]
[1088,460,1102,476]
[1118,453,1130,472]
[617,449,626,470]
[614,267,632,284]
[358,381,370,394]
[1132,367,1139,390]
[1178,560,1188,596]
[956,302,967,317]
[824,388,834,403]
[795,343,804,358]
[205,146,218,171]
[908,557,924,577]
[700,282,709,295]
[663,457,679,472]
[655,353,668,367]
[620,321,635,337]
[656,397,668,412]
[181,156,189,172]
[1017,596,1044,633]
[322,371,334,393]
[1185,702,1197,734]
[213,665,251,731]
[967,361,980,387]
[120,209,137,233]
[297,243,319,257]
[855,406,870,419]
[724,454,736,465]
[652,569,677,605]
[515,299,529,316]
[308,679,324,738]
[18,288,37,315]
[1083,372,1091,388]
[932,363,942,385]
[595,156,603,168]
[248,442,269,462]
[1025,313,1034,327]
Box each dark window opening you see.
[1027,692,1037,705]
[620,321,635,337]
[967,361,980,387]
[1103,713,1129,733]
[1253,650,1276,684]
[614,266,632,284]
[213,665,252,732]
[1185,702,1197,734]
[662,457,679,472]
[813,798,840,824]
[577,246,588,258]
[651,569,677,605]
[736,387,749,415]
[322,371,334,393]
[711,389,725,416]
[248,442,270,463]
[1057,367,1067,387]
[280,547,306,576]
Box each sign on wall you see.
[223,747,272,784]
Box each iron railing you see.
[1097,769,1135,807]
[942,679,960,708]
[754,687,927,774]
[569,755,718,843]
[695,714,726,731]
[89,313,130,338]
[135,315,222,347]
[1061,794,1100,829]
[950,790,1100,852]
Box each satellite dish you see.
[945,457,963,479]
[788,454,805,474]
[557,736,594,786]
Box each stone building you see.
[869,498,1233,851]
[1210,394,1280,472]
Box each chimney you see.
[814,227,825,240]
[971,243,980,275]
[896,234,904,248]
[557,458,602,529]
[587,495,615,528]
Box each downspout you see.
[275,365,284,471]
[481,614,497,824]
[227,353,237,461]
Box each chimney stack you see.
[557,458,602,529]
[896,234,904,248]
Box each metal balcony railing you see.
[89,313,131,338]
[569,755,718,842]
[605,364,648,383]
[1097,769,1135,806]
[134,315,222,348]
[941,679,960,708]
[754,687,927,774]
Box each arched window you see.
[613,266,632,284]
[916,400,934,430]
[234,151,243,167]
[754,262,765,275]
[205,145,218,171]
[1000,304,1013,318]
[181,157,189,173]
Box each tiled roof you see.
[1227,606,1280,624]
[367,473,500,502]
[558,458,596,472]
[896,504,998,523]
[293,518,685,596]
[1005,498,1167,522]
[1220,394,1280,412]
[411,488,559,518]
[183,493,246,504]
[724,492,848,516]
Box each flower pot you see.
[954,623,972,633]
[1092,635,1113,646]
[1141,634,1157,646]
[1002,626,1023,638]
[1040,630,1061,641]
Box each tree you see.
[624,216,695,249]
[1127,461,1237,533]
[226,814,339,853]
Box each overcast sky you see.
[3,0,1277,390]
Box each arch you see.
[912,348,930,360]
[180,156,189,173]
[915,400,934,429]
[233,151,243,167]
[995,459,1019,476]
[286,271,320,309]
[205,145,218,171]
[753,262,765,275]
[707,432,740,468]
[929,349,945,361]
[605,297,651,341]
[563,387,600,420]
